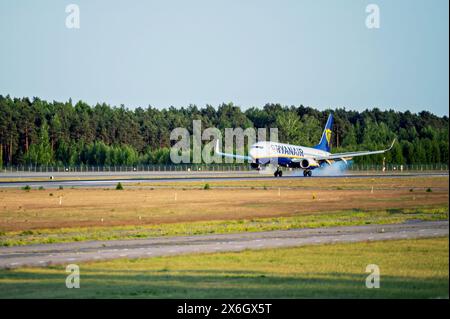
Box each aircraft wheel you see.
[307,170,312,177]
[303,170,308,177]
[279,170,283,177]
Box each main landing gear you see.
[303,170,312,177]
[274,167,283,177]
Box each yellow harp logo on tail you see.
[325,129,332,145]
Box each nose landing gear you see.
[303,170,312,177]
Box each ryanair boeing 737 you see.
[215,114,396,177]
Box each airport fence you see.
[0,163,448,174]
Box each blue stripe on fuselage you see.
[255,157,319,169]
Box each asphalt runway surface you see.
[0,220,447,269]
[0,171,447,189]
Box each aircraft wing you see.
[214,140,253,161]
[314,139,396,161]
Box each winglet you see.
[387,138,396,151]
[214,139,253,161]
[215,139,220,154]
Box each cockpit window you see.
[251,145,264,149]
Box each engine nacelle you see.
[300,158,319,169]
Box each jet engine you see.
[300,158,319,169]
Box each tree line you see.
[0,95,448,167]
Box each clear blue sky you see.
[0,0,448,115]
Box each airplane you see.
[215,113,396,177]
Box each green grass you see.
[0,207,447,247]
[0,237,447,298]
[115,182,124,190]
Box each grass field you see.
[130,175,450,189]
[0,176,447,246]
[0,177,447,231]
[0,237,447,298]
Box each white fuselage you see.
[248,141,329,167]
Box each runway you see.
[0,220,447,269]
[0,171,447,188]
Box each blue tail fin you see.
[313,114,333,152]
